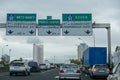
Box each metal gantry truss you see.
[0,23,112,69]
[92,23,111,69]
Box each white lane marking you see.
[55,76,59,78]
[41,69,56,74]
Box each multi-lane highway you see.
[0,68,107,80]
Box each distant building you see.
[33,44,44,64]
[77,43,88,61]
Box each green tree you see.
[10,58,23,64]
[70,59,82,65]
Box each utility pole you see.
[92,23,112,69]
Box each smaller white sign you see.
[38,25,61,36]
[6,22,36,36]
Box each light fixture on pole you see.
[2,45,8,57]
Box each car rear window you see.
[28,62,37,67]
[12,63,24,66]
[40,64,46,66]
[95,65,108,68]
[62,64,78,68]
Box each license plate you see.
[66,70,74,73]
[99,70,104,72]
[14,67,19,70]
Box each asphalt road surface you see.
[0,69,107,80]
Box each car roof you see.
[62,64,78,66]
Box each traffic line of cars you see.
[9,60,56,76]
[58,63,120,80]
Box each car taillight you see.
[76,70,80,73]
[60,70,64,73]
[93,68,97,72]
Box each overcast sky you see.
[0,0,120,63]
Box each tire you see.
[24,71,28,76]
[59,78,65,80]
[15,73,18,76]
[9,72,13,76]
[28,72,30,75]
[90,73,94,79]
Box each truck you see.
[82,47,107,74]
[83,47,107,66]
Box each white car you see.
[9,61,31,76]
[39,64,47,70]
[107,63,120,80]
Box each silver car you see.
[90,64,109,78]
[59,64,81,80]
[9,61,31,76]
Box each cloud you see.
[26,37,42,44]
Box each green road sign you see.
[47,16,52,20]
[6,13,36,36]
[7,13,36,21]
[62,13,92,36]
[38,18,61,36]
[38,19,60,25]
[62,14,92,21]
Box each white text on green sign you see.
[62,14,92,21]
[7,13,36,21]
[38,19,60,25]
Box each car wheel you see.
[15,73,18,76]
[28,72,30,75]
[24,71,28,76]
[9,73,13,76]
[59,78,64,80]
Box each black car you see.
[28,61,40,72]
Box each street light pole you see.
[9,49,12,62]
[92,23,112,69]
[1,45,8,57]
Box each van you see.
[28,61,40,72]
